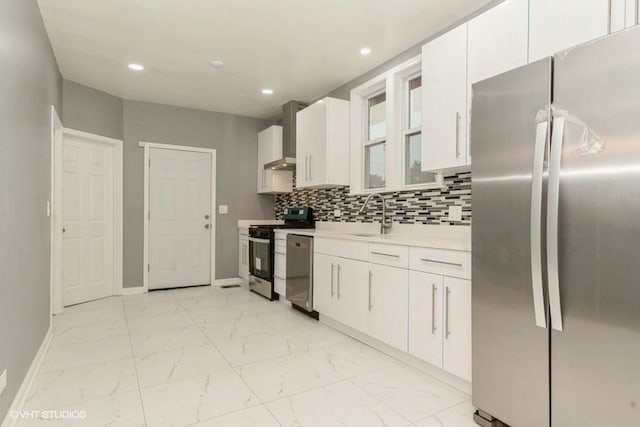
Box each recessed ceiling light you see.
[210,60,224,68]
[261,88,274,95]
[360,47,372,55]
[128,63,144,71]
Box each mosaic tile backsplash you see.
[274,172,471,226]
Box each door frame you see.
[50,109,124,314]
[139,141,217,292]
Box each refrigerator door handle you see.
[531,121,549,329]
[547,117,566,331]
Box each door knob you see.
[205,224,210,229]
[205,214,210,219]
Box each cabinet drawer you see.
[368,243,409,268]
[275,252,286,280]
[314,237,368,261]
[275,239,286,255]
[409,247,471,279]
[239,228,249,237]
[275,277,286,296]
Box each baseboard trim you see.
[1,328,54,427]
[119,286,147,296]
[213,277,245,287]
[320,315,472,395]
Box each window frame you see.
[350,55,442,195]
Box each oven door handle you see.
[248,237,271,244]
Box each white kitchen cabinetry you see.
[257,125,292,194]
[610,0,638,32]
[409,271,471,382]
[274,232,287,296]
[468,0,529,85]
[367,263,409,351]
[528,0,610,62]
[442,276,472,381]
[296,97,350,188]
[421,24,469,172]
[409,271,444,368]
[238,229,249,281]
[313,253,368,331]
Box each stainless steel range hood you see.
[264,100,308,171]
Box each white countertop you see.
[275,222,471,252]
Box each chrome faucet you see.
[358,193,392,234]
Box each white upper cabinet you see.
[610,0,638,32]
[422,24,469,172]
[257,125,292,194]
[296,97,350,189]
[528,0,610,62]
[468,0,529,85]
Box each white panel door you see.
[62,135,114,306]
[529,0,609,62]
[333,258,369,333]
[313,253,336,318]
[409,271,444,368]
[149,148,212,289]
[421,24,469,171]
[442,277,472,381]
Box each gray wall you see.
[0,0,62,421]
[62,80,123,140]
[122,101,273,286]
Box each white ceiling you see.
[38,0,491,119]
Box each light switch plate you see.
[334,209,341,217]
[218,205,228,215]
[448,205,463,221]
[0,369,7,396]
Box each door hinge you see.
[147,264,150,272]
[148,158,151,167]
[148,211,150,220]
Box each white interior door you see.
[62,134,115,306]
[149,148,212,289]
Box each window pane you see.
[368,92,386,140]
[405,132,436,185]
[408,76,421,129]
[365,142,386,189]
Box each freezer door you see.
[551,27,640,427]
[471,58,552,427]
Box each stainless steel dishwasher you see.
[286,234,317,318]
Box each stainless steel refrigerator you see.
[471,26,640,427]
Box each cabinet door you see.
[334,258,369,333]
[468,0,529,85]
[529,0,609,62]
[422,24,468,171]
[442,277,472,381]
[296,102,327,188]
[239,237,249,280]
[313,253,336,318]
[367,264,409,351]
[610,0,638,32]
[408,271,444,368]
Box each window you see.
[403,75,437,186]
[350,55,441,194]
[364,91,386,189]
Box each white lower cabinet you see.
[314,253,368,331]
[409,271,471,382]
[409,271,444,367]
[367,264,409,351]
[315,237,471,381]
[238,231,249,281]
[442,276,472,381]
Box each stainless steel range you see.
[248,207,313,300]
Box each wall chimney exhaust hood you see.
[264,100,308,171]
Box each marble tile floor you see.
[16,285,478,427]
